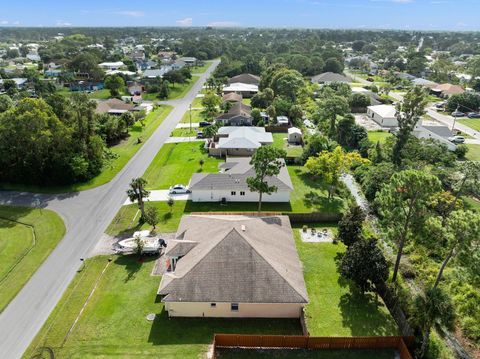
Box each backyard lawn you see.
[272,133,304,158]
[0,105,172,193]
[458,118,480,132]
[0,206,65,312]
[171,128,199,137]
[368,131,392,144]
[180,108,209,123]
[466,144,480,161]
[143,76,199,101]
[24,255,301,358]
[292,224,399,337]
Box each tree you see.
[104,75,125,97]
[167,197,175,212]
[446,92,480,113]
[134,233,144,256]
[202,122,220,139]
[340,237,389,293]
[316,95,349,137]
[306,146,370,199]
[323,57,344,74]
[337,205,366,247]
[158,80,170,99]
[392,86,428,166]
[163,70,185,87]
[144,206,159,231]
[270,68,304,102]
[246,146,287,212]
[0,95,13,113]
[375,170,441,282]
[348,93,370,111]
[199,158,205,170]
[127,178,150,222]
[412,287,455,358]
[352,40,366,52]
[67,53,104,81]
[201,91,221,118]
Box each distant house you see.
[411,78,438,88]
[158,215,308,318]
[143,68,170,79]
[227,73,260,86]
[172,60,186,70]
[311,72,351,84]
[189,157,293,203]
[288,127,302,144]
[44,69,62,78]
[178,57,197,65]
[95,99,134,115]
[223,83,258,98]
[128,83,144,95]
[209,126,273,157]
[0,78,28,89]
[276,116,289,126]
[216,102,252,126]
[432,83,465,97]
[222,92,243,103]
[99,62,125,71]
[413,121,456,151]
[26,53,41,62]
[367,105,398,127]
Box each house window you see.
[210,303,216,308]
[231,191,236,196]
[240,191,245,196]
[231,303,239,311]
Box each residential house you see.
[311,72,351,84]
[128,83,144,95]
[222,92,243,103]
[223,83,258,98]
[288,127,302,144]
[189,157,293,203]
[277,116,289,126]
[216,102,252,126]
[431,83,465,97]
[412,78,438,88]
[366,105,398,127]
[227,73,260,86]
[95,98,134,115]
[413,120,457,151]
[99,62,125,71]
[172,60,186,70]
[143,67,171,79]
[0,78,28,89]
[209,126,273,157]
[26,53,41,62]
[158,214,308,318]
[178,56,197,65]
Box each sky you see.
[1,0,480,31]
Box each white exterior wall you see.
[288,133,302,143]
[164,302,303,318]
[367,108,398,127]
[414,127,457,151]
[191,189,290,203]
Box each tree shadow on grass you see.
[303,191,344,213]
[114,254,157,283]
[0,205,36,228]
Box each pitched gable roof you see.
[228,73,260,85]
[95,99,134,114]
[159,215,308,304]
[216,102,252,120]
[311,72,350,83]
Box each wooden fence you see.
[212,334,414,359]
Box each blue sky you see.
[1,0,480,31]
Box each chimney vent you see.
[241,225,246,231]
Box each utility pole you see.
[452,105,459,132]
[189,103,192,142]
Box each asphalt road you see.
[0,60,219,359]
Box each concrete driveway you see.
[124,190,191,205]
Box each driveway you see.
[176,123,200,128]
[124,190,191,205]
[427,108,480,140]
[0,60,220,359]
[165,137,205,143]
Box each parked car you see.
[199,121,211,127]
[448,135,465,144]
[451,111,466,117]
[435,102,446,109]
[169,184,191,194]
[467,112,480,118]
[196,131,204,139]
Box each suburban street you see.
[0,60,220,358]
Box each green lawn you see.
[466,144,480,161]
[0,206,65,312]
[242,98,251,106]
[87,89,113,100]
[191,96,204,108]
[170,128,199,137]
[293,225,399,336]
[272,133,304,158]
[190,60,213,74]
[216,348,395,359]
[143,76,200,101]
[463,197,480,212]
[0,106,172,193]
[143,142,222,189]
[458,118,480,132]
[368,131,392,144]
[180,108,209,123]
[24,255,301,358]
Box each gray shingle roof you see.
[159,215,308,304]
[228,73,260,85]
[216,102,251,120]
[311,72,350,83]
[422,125,453,138]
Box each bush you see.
[454,144,468,159]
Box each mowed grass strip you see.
[143,76,200,101]
[0,206,65,312]
[367,131,392,144]
[458,118,480,132]
[24,255,301,358]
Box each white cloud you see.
[207,21,238,27]
[13,21,20,25]
[115,11,145,17]
[56,20,72,27]
[0,20,8,25]
[176,17,193,26]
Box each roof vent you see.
[241,225,246,232]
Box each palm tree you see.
[126,178,150,222]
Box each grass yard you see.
[368,131,392,144]
[170,128,199,137]
[272,133,304,158]
[190,60,213,74]
[463,197,480,212]
[465,144,480,161]
[458,118,480,132]
[181,108,209,123]
[292,224,399,337]
[24,255,301,358]
[0,106,172,193]
[143,142,222,189]
[143,76,199,101]
[216,348,395,359]
[0,206,65,312]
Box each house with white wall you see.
[367,104,398,127]
[189,157,292,203]
[413,121,457,151]
[158,214,308,318]
[209,127,273,157]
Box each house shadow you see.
[114,254,157,283]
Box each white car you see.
[448,136,465,144]
[169,184,191,194]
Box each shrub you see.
[454,144,468,159]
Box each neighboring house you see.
[431,83,465,97]
[367,104,398,127]
[413,121,457,151]
[411,78,438,88]
[311,72,351,84]
[0,78,28,89]
[158,214,308,318]
[143,67,170,79]
[128,83,144,95]
[178,56,197,65]
[99,61,125,71]
[396,72,417,81]
[95,98,134,115]
[172,60,186,70]
[44,69,62,77]
[133,103,153,114]
[277,116,289,126]
[222,92,243,103]
[26,53,41,62]
[227,73,260,86]
[216,102,252,126]
[288,127,302,144]
[189,157,293,203]
[209,126,273,157]
[223,83,259,98]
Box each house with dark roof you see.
[311,72,351,84]
[215,102,252,126]
[227,73,260,86]
[158,214,308,317]
[95,99,134,115]
[189,157,292,202]
[413,120,456,151]
[222,92,243,103]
